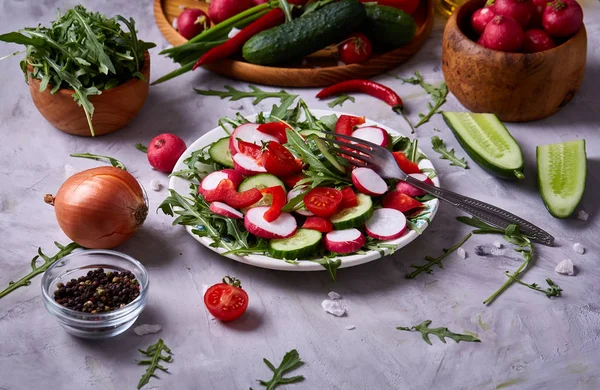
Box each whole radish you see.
[177,8,211,40]
[530,0,548,27]
[542,0,583,38]
[209,0,253,24]
[471,7,496,34]
[147,134,187,173]
[252,0,307,4]
[492,0,535,28]
[481,15,525,52]
[523,29,556,52]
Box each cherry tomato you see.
[283,173,306,188]
[339,33,373,65]
[237,139,262,160]
[261,142,303,178]
[339,187,358,209]
[257,122,290,144]
[382,190,423,212]
[392,151,421,174]
[203,276,249,322]
[359,0,420,14]
[302,216,333,233]
[304,187,343,217]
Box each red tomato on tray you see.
[204,276,249,322]
[339,33,373,65]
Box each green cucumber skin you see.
[537,140,587,219]
[306,134,346,175]
[243,0,366,65]
[442,113,525,180]
[269,229,323,260]
[239,173,285,192]
[209,137,234,168]
[330,193,373,230]
[363,5,416,48]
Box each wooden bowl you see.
[441,0,586,122]
[28,51,151,137]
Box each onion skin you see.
[47,167,148,249]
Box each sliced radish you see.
[365,208,407,240]
[352,126,389,147]
[229,123,278,155]
[396,173,434,197]
[325,229,366,253]
[209,202,244,219]
[244,207,297,239]
[233,153,267,176]
[287,186,313,217]
[352,167,388,196]
[199,169,243,196]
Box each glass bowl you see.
[41,249,149,339]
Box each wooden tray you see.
[154,0,435,87]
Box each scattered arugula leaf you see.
[278,0,293,23]
[406,232,472,278]
[194,85,298,106]
[400,71,448,128]
[137,339,173,389]
[257,349,305,390]
[327,94,355,108]
[431,136,468,169]
[0,242,81,300]
[397,320,481,345]
[136,144,148,153]
[70,153,127,170]
[301,0,336,16]
[170,144,224,182]
[311,258,342,282]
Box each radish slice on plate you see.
[325,228,366,253]
[244,206,297,239]
[352,167,388,196]
[229,123,278,155]
[209,202,244,219]
[233,153,267,176]
[365,208,407,240]
[351,126,389,147]
[396,173,434,197]
[287,187,313,217]
[199,169,243,196]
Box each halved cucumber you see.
[238,173,285,192]
[269,229,323,260]
[306,134,346,174]
[208,137,234,168]
[330,193,373,230]
[537,139,587,218]
[442,112,525,180]
[299,129,324,137]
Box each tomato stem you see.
[222,275,242,288]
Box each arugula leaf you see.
[136,144,148,153]
[400,71,448,128]
[327,94,355,108]
[194,85,298,106]
[406,232,472,279]
[302,0,336,16]
[257,349,305,390]
[311,258,342,282]
[431,136,468,169]
[397,320,481,345]
[70,152,127,170]
[269,95,299,121]
[137,339,173,389]
[278,0,293,22]
[318,114,338,132]
[72,7,115,75]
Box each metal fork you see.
[320,131,555,246]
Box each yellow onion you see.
[45,166,148,249]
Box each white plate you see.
[169,110,440,271]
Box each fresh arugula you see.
[406,232,472,278]
[194,85,298,106]
[278,0,294,23]
[137,339,173,389]
[311,258,342,282]
[301,0,336,16]
[257,349,305,390]
[136,144,148,153]
[327,94,355,108]
[0,242,81,300]
[431,136,468,169]
[397,320,481,345]
[170,144,225,182]
[70,152,127,170]
[400,71,448,128]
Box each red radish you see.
[481,15,525,52]
[199,169,243,196]
[396,173,434,197]
[302,216,333,233]
[471,7,496,35]
[365,208,407,240]
[477,36,486,45]
[252,0,308,4]
[229,123,277,155]
[542,0,583,38]
[531,0,547,27]
[351,126,389,147]
[492,0,535,28]
[209,0,253,24]
[523,29,556,52]
[352,168,388,196]
[209,201,243,219]
[287,187,313,216]
[325,229,366,253]
[147,133,187,173]
[382,190,423,212]
[177,8,211,40]
[233,153,267,176]
[244,207,297,239]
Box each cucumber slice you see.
[208,137,234,168]
[330,193,373,230]
[442,112,525,180]
[305,134,346,174]
[299,129,324,137]
[269,229,323,260]
[238,173,285,192]
[537,139,587,218]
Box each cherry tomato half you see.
[203,276,249,322]
[237,139,262,160]
[339,33,373,65]
[261,141,303,178]
[304,187,343,217]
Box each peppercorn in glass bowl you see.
[41,250,149,339]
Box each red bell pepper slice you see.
[237,139,263,160]
[382,190,423,213]
[202,179,263,209]
[334,114,366,137]
[257,122,290,144]
[261,185,287,222]
[339,187,358,209]
[392,151,421,174]
[261,141,303,178]
[302,216,333,233]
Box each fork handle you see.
[405,176,555,246]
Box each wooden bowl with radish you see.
[441,0,586,122]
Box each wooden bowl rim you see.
[447,0,587,58]
[28,50,151,96]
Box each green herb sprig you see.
[397,320,481,345]
[137,339,173,389]
[136,144,148,153]
[406,232,472,278]
[431,136,468,169]
[70,153,127,170]
[257,349,305,390]
[194,85,298,105]
[400,71,448,128]
[327,94,355,108]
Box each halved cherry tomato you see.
[257,122,290,144]
[202,179,263,209]
[283,173,306,188]
[392,151,421,174]
[335,114,366,137]
[304,187,343,217]
[359,0,420,14]
[339,187,358,209]
[204,276,248,322]
[302,216,333,233]
[382,190,423,212]
[237,139,262,160]
[339,33,372,65]
[261,141,303,178]
[261,185,286,222]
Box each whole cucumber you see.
[363,4,417,48]
[243,0,366,66]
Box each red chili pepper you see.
[202,179,263,209]
[237,139,263,160]
[261,185,286,222]
[339,187,358,209]
[392,151,421,174]
[257,122,290,144]
[193,9,285,70]
[301,216,333,233]
[316,79,404,114]
[335,114,366,137]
